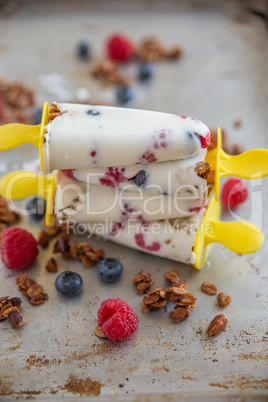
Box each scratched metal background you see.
[0,1,268,401]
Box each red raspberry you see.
[61,169,76,180]
[200,132,210,148]
[0,227,39,270]
[221,178,248,208]
[107,34,135,62]
[97,298,139,340]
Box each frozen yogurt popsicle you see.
[67,199,263,268]
[43,103,210,173]
[62,148,214,198]
[54,170,206,223]
[0,171,263,269]
[75,211,206,266]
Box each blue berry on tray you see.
[55,271,83,297]
[97,258,123,282]
[27,197,47,220]
[116,86,134,104]
[77,41,90,60]
[138,63,154,81]
[32,109,43,125]
[134,170,148,187]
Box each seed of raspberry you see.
[221,178,248,209]
[107,33,136,62]
[97,298,139,340]
[0,227,39,270]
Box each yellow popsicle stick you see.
[0,101,49,172]
[0,170,56,226]
[193,196,263,269]
[205,128,268,200]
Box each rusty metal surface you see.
[0,1,268,400]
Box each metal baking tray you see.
[0,1,268,400]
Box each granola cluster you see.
[48,103,66,122]
[133,271,155,294]
[0,296,25,329]
[167,282,197,322]
[16,274,48,305]
[194,162,215,196]
[137,269,197,323]
[53,235,104,266]
[142,288,167,312]
[92,60,128,87]
[164,269,180,284]
[0,79,35,124]
[0,196,19,232]
[137,37,182,62]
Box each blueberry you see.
[87,109,100,116]
[133,170,148,188]
[138,63,154,81]
[77,42,90,60]
[116,86,134,105]
[187,131,201,145]
[97,258,123,282]
[55,271,83,297]
[26,197,46,220]
[32,109,43,125]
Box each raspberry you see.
[107,34,135,62]
[61,169,76,180]
[97,298,139,340]
[200,132,210,148]
[0,227,39,270]
[221,178,248,208]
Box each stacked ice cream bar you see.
[0,102,263,268]
[44,103,215,265]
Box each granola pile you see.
[135,269,197,323]
[0,79,35,124]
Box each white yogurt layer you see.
[43,103,210,173]
[71,148,208,198]
[54,171,206,223]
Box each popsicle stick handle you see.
[220,149,268,179]
[0,170,53,199]
[205,220,263,254]
[0,123,40,151]
[0,170,56,225]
